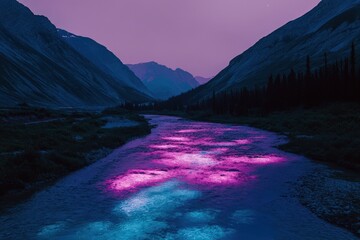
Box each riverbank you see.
[0,107,151,208]
[149,102,360,171]
[295,167,360,237]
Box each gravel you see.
[295,167,360,237]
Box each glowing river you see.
[0,116,356,239]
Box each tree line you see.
[125,42,360,115]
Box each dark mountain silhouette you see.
[127,62,199,100]
[179,0,360,103]
[0,0,153,107]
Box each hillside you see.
[127,62,199,100]
[0,0,153,108]
[58,29,153,98]
[181,0,360,102]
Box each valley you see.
[0,116,358,239]
[0,0,359,239]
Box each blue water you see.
[0,115,356,239]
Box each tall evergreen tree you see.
[351,41,356,79]
[306,55,311,78]
[350,41,357,100]
[212,90,216,114]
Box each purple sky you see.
[19,0,320,77]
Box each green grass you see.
[0,107,151,197]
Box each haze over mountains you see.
[180,0,360,103]
[127,62,199,100]
[0,0,152,108]
[195,76,211,85]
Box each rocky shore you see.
[296,167,360,237]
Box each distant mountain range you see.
[2,0,358,107]
[0,0,153,108]
[179,0,360,103]
[127,62,199,100]
[194,76,211,85]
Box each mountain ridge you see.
[195,76,211,85]
[180,0,360,103]
[127,61,199,100]
[0,0,153,107]
[58,29,153,97]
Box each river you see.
[0,115,356,239]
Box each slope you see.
[0,0,152,107]
[127,62,199,100]
[182,0,360,103]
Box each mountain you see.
[127,62,199,100]
[195,76,212,85]
[58,29,153,98]
[0,0,153,108]
[181,0,360,102]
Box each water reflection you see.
[109,170,172,192]
[0,116,355,240]
[107,125,283,193]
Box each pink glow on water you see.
[207,142,238,147]
[224,156,284,164]
[109,167,247,192]
[204,148,229,155]
[162,137,191,142]
[176,137,214,146]
[108,151,283,193]
[205,172,238,185]
[106,121,287,194]
[149,144,179,149]
[177,129,204,133]
[166,137,239,148]
[251,156,283,164]
[109,170,172,192]
[235,139,252,145]
[156,153,217,168]
[107,151,284,193]
[181,169,241,185]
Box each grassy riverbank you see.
[0,107,151,205]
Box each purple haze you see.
[18,0,320,77]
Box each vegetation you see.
[156,43,360,114]
[129,42,360,170]
[0,107,151,201]
[174,103,360,170]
